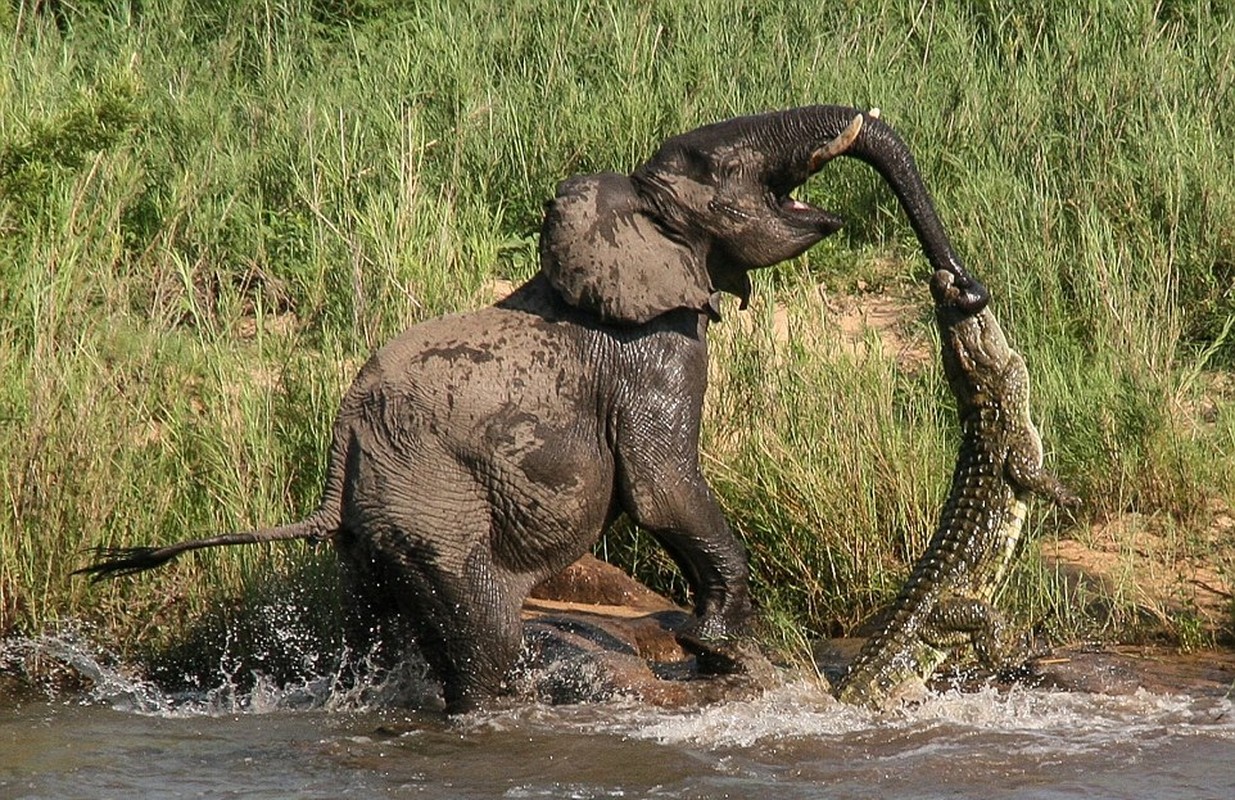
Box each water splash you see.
[0,625,441,716]
[1,628,170,713]
[604,679,1235,754]
[6,623,1235,764]
[455,663,1235,763]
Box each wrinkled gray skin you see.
[78,105,986,712]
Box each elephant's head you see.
[540,105,988,325]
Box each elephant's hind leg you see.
[406,548,527,713]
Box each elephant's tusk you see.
[809,113,865,171]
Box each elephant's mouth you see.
[776,191,844,235]
[771,111,869,234]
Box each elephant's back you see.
[334,301,617,575]
[374,304,600,396]
[340,303,611,468]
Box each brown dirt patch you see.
[485,278,516,302]
[1040,501,1235,640]
[720,281,932,371]
[235,312,300,340]
[819,284,932,370]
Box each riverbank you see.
[4,554,1232,711]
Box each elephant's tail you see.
[76,369,362,582]
[72,510,338,582]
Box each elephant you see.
[77,105,987,712]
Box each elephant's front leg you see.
[613,364,754,648]
[632,482,754,642]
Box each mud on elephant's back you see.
[521,555,778,706]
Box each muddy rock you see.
[1026,644,1235,698]
[528,554,681,611]
[521,555,778,705]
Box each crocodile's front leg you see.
[1000,350,1081,509]
[1006,449,1079,508]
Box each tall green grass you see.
[1,1,1232,672]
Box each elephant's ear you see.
[539,173,713,325]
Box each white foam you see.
[7,627,1234,760]
[612,680,1235,754]
[1,627,440,716]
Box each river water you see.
[3,632,1234,799]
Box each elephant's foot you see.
[688,589,757,644]
[673,591,763,676]
[676,632,777,685]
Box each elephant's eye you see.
[717,155,744,179]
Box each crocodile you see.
[833,269,1079,709]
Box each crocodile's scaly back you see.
[833,270,1077,709]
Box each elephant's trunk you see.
[794,105,990,312]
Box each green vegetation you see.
[2,1,1232,679]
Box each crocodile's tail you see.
[73,511,338,582]
[833,625,951,709]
